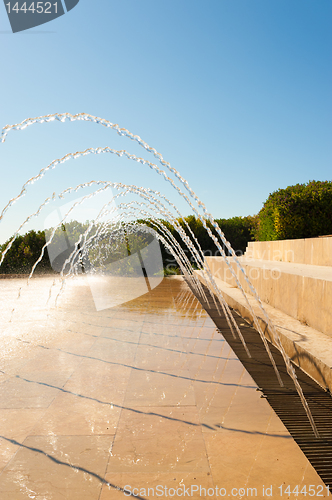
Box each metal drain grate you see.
[188,281,332,488]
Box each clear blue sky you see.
[0,0,331,243]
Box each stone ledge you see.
[204,257,332,336]
[195,270,332,392]
[245,236,332,266]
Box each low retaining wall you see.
[205,256,332,337]
[245,236,332,266]
[195,271,332,392]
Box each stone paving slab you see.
[0,276,327,499]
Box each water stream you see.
[0,112,319,438]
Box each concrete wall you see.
[245,236,332,266]
[205,256,332,337]
[195,269,332,391]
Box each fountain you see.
[0,113,327,498]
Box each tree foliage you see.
[138,214,256,268]
[255,181,332,241]
[215,216,257,254]
[2,180,330,274]
[0,215,257,274]
[0,230,52,274]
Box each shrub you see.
[138,215,256,265]
[0,215,258,274]
[255,181,332,241]
[0,230,52,274]
[215,216,257,254]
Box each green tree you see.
[215,216,257,254]
[0,230,52,274]
[255,181,332,241]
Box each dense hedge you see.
[2,180,330,273]
[255,181,332,241]
[138,215,256,269]
[0,230,52,274]
[0,216,256,274]
[215,216,257,255]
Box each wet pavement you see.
[0,276,327,499]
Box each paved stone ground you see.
[0,276,326,499]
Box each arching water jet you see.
[0,113,319,438]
